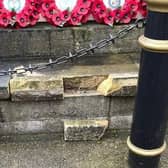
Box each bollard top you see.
[145,0,168,13]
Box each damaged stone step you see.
[0,23,143,62]
[0,64,138,101]
[0,99,134,140]
[0,95,134,139]
[0,64,138,140]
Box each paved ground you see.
[0,132,167,168]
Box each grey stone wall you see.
[0,22,142,139]
[0,64,138,138]
[0,23,143,64]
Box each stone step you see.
[0,63,138,139]
[0,22,143,63]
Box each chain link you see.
[0,18,146,77]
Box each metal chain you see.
[0,18,146,77]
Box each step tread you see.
[0,61,138,76]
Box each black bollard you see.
[127,1,168,168]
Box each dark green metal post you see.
[128,1,168,167]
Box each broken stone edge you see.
[0,72,138,101]
[97,73,138,96]
[64,119,109,141]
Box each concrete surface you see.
[0,132,167,168]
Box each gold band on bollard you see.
[138,35,168,53]
[127,136,167,157]
[145,0,168,13]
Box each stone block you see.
[23,30,50,58]
[0,30,24,59]
[50,29,74,56]
[109,116,132,129]
[0,76,10,99]
[64,75,107,92]
[110,97,135,116]
[64,119,108,141]
[97,73,138,96]
[10,76,64,101]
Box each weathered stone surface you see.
[110,97,135,116]
[0,30,24,59]
[0,119,63,135]
[0,29,50,60]
[64,119,108,141]
[0,94,109,122]
[0,76,10,99]
[0,133,168,168]
[0,23,143,61]
[109,115,132,129]
[64,75,107,92]
[23,31,50,58]
[97,73,138,96]
[10,76,64,101]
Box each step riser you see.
[0,96,134,122]
[0,24,143,61]
[0,64,137,138]
[0,116,133,136]
[0,96,135,136]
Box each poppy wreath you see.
[41,0,92,26]
[0,0,41,28]
[91,0,147,26]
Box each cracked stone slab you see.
[10,76,64,101]
[97,73,138,96]
[63,75,107,92]
[64,119,108,141]
[0,76,10,100]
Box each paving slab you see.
[0,133,167,168]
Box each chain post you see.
[128,2,168,168]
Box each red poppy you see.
[104,11,115,26]
[69,12,83,25]
[16,14,28,27]
[81,11,91,23]
[138,1,147,17]
[0,12,10,27]
[77,6,88,15]
[61,10,71,21]
[29,15,38,25]
[52,13,63,26]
